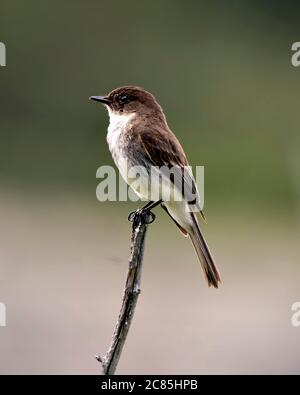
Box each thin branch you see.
[96,210,155,375]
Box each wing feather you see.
[131,126,201,211]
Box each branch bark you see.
[96,210,155,375]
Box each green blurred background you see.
[0,0,299,374]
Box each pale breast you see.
[106,111,136,179]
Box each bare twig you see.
[97,210,155,375]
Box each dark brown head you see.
[90,86,166,121]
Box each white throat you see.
[107,109,135,135]
[106,109,136,158]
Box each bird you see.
[90,86,221,288]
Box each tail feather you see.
[189,213,221,288]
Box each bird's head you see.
[90,86,165,121]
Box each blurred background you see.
[0,0,300,374]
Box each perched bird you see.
[90,86,221,288]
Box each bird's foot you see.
[128,207,156,224]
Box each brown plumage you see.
[90,86,221,288]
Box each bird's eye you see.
[118,94,130,105]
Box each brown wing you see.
[131,126,201,210]
[138,126,188,167]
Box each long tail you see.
[188,213,221,288]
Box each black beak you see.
[89,96,111,105]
